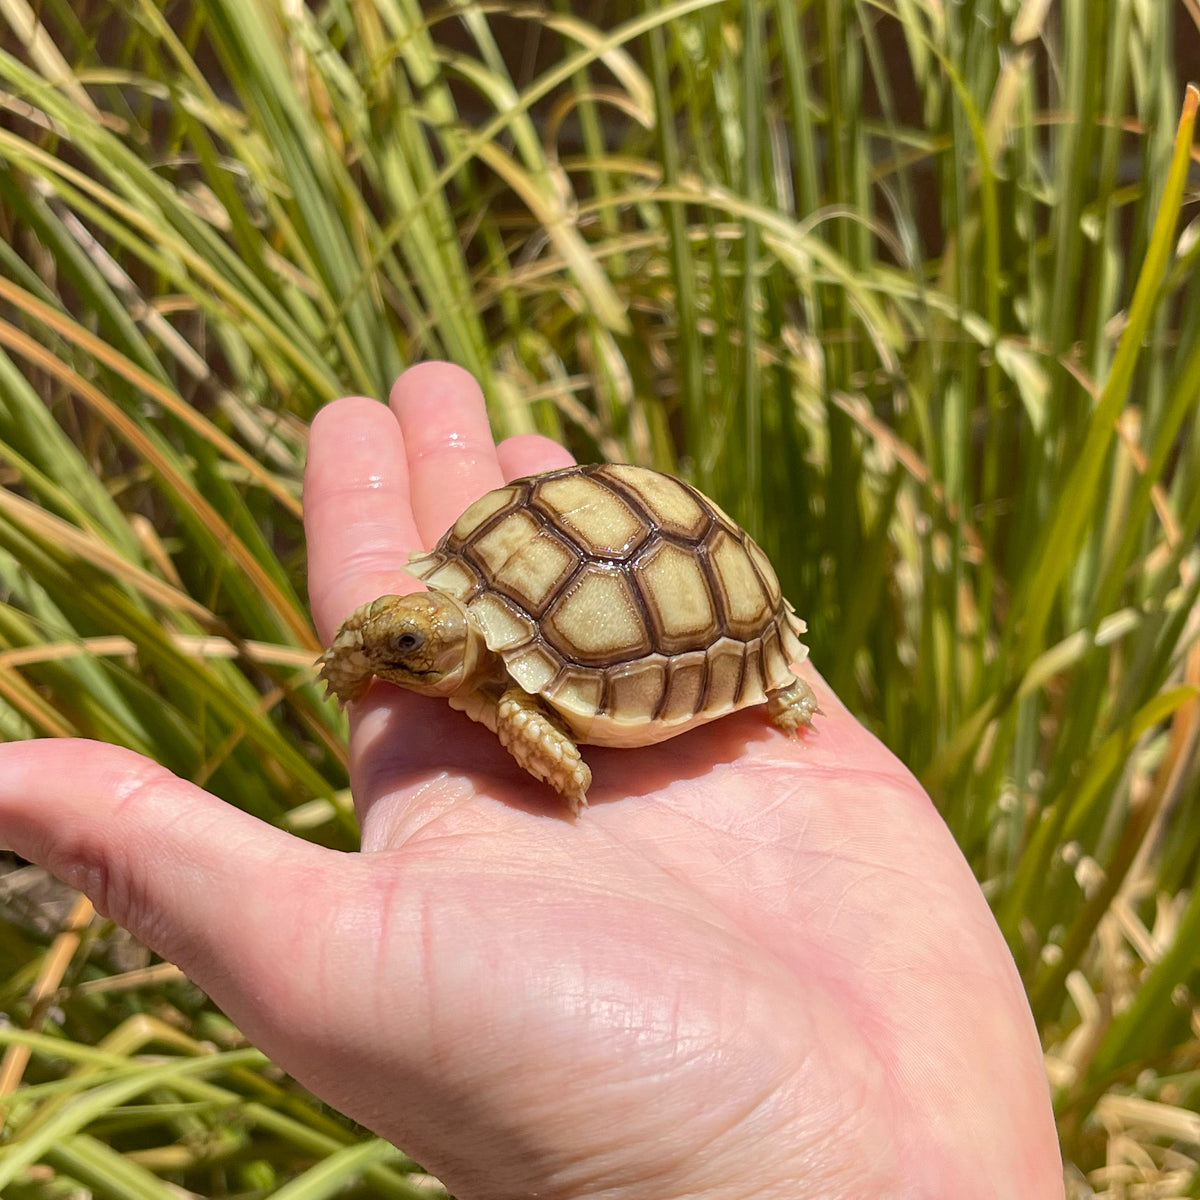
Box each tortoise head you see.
[318,591,484,706]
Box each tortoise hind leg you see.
[767,677,820,735]
[495,686,592,814]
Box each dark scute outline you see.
[427,464,791,722]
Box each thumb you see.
[0,739,345,1048]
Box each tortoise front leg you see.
[495,686,592,814]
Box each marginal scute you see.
[703,493,741,532]
[545,667,604,717]
[406,549,438,581]
[703,638,745,716]
[604,658,667,722]
[659,652,706,722]
[707,528,772,638]
[534,473,648,558]
[779,612,809,666]
[451,485,520,543]
[636,539,719,652]
[506,643,561,695]
[542,564,652,664]
[759,621,792,688]
[737,642,766,706]
[602,464,710,540]
[745,537,782,608]
[415,557,477,600]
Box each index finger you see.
[304,395,419,642]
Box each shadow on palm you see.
[349,677,799,823]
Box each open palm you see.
[0,363,1062,1199]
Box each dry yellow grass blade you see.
[0,893,96,1115]
[0,487,220,626]
[473,140,630,335]
[0,635,314,671]
[0,276,303,520]
[0,0,101,120]
[0,667,76,735]
[0,320,316,647]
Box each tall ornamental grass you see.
[0,2,1196,1195]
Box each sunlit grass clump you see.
[0,2,1197,1195]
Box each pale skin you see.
[0,362,1064,1199]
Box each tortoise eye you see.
[394,631,424,654]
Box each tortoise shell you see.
[406,463,808,747]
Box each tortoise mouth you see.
[366,658,460,696]
[380,662,438,678]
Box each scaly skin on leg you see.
[767,676,820,735]
[495,686,592,814]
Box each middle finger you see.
[390,362,506,546]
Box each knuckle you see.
[44,762,178,941]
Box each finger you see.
[496,434,575,480]
[389,362,506,546]
[305,396,419,640]
[0,739,338,1041]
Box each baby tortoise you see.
[319,463,817,812]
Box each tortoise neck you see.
[452,611,500,694]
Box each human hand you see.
[0,362,1063,1199]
